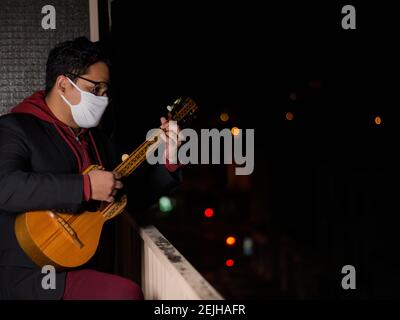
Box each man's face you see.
[62,61,110,105]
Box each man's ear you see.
[55,75,67,93]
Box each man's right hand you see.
[87,169,123,203]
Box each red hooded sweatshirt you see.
[11,90,100,201]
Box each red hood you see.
[11,90,88,136]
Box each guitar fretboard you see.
[114,131,161,177]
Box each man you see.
[0,37,181,299]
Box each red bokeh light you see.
[204,208,214,218]
[225,259,234,267]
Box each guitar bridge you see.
[49,211,84,249]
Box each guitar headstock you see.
[166,97,199,127]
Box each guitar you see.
[14,97,198,269]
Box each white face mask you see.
[60,77,109,128]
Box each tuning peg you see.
[167,105,173,112]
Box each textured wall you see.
[0,0,89,114]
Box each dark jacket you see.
[0,91,181,299]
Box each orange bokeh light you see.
[231,127,240,136]
[285,112,294,121]
[226,236,236,246]
[220,113,229,122]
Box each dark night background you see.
[98,1,399,299]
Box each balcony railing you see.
[116,213,224,300]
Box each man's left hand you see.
[160,117,182,164]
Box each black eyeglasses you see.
[66,72,110,97]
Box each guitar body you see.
[14,165,128,269]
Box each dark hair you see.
[45,37,110,94]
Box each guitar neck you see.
[113,130,162,177]
[113,97,198,177]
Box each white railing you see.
[125,215,224,300]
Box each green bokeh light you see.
[159,196,173,213]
